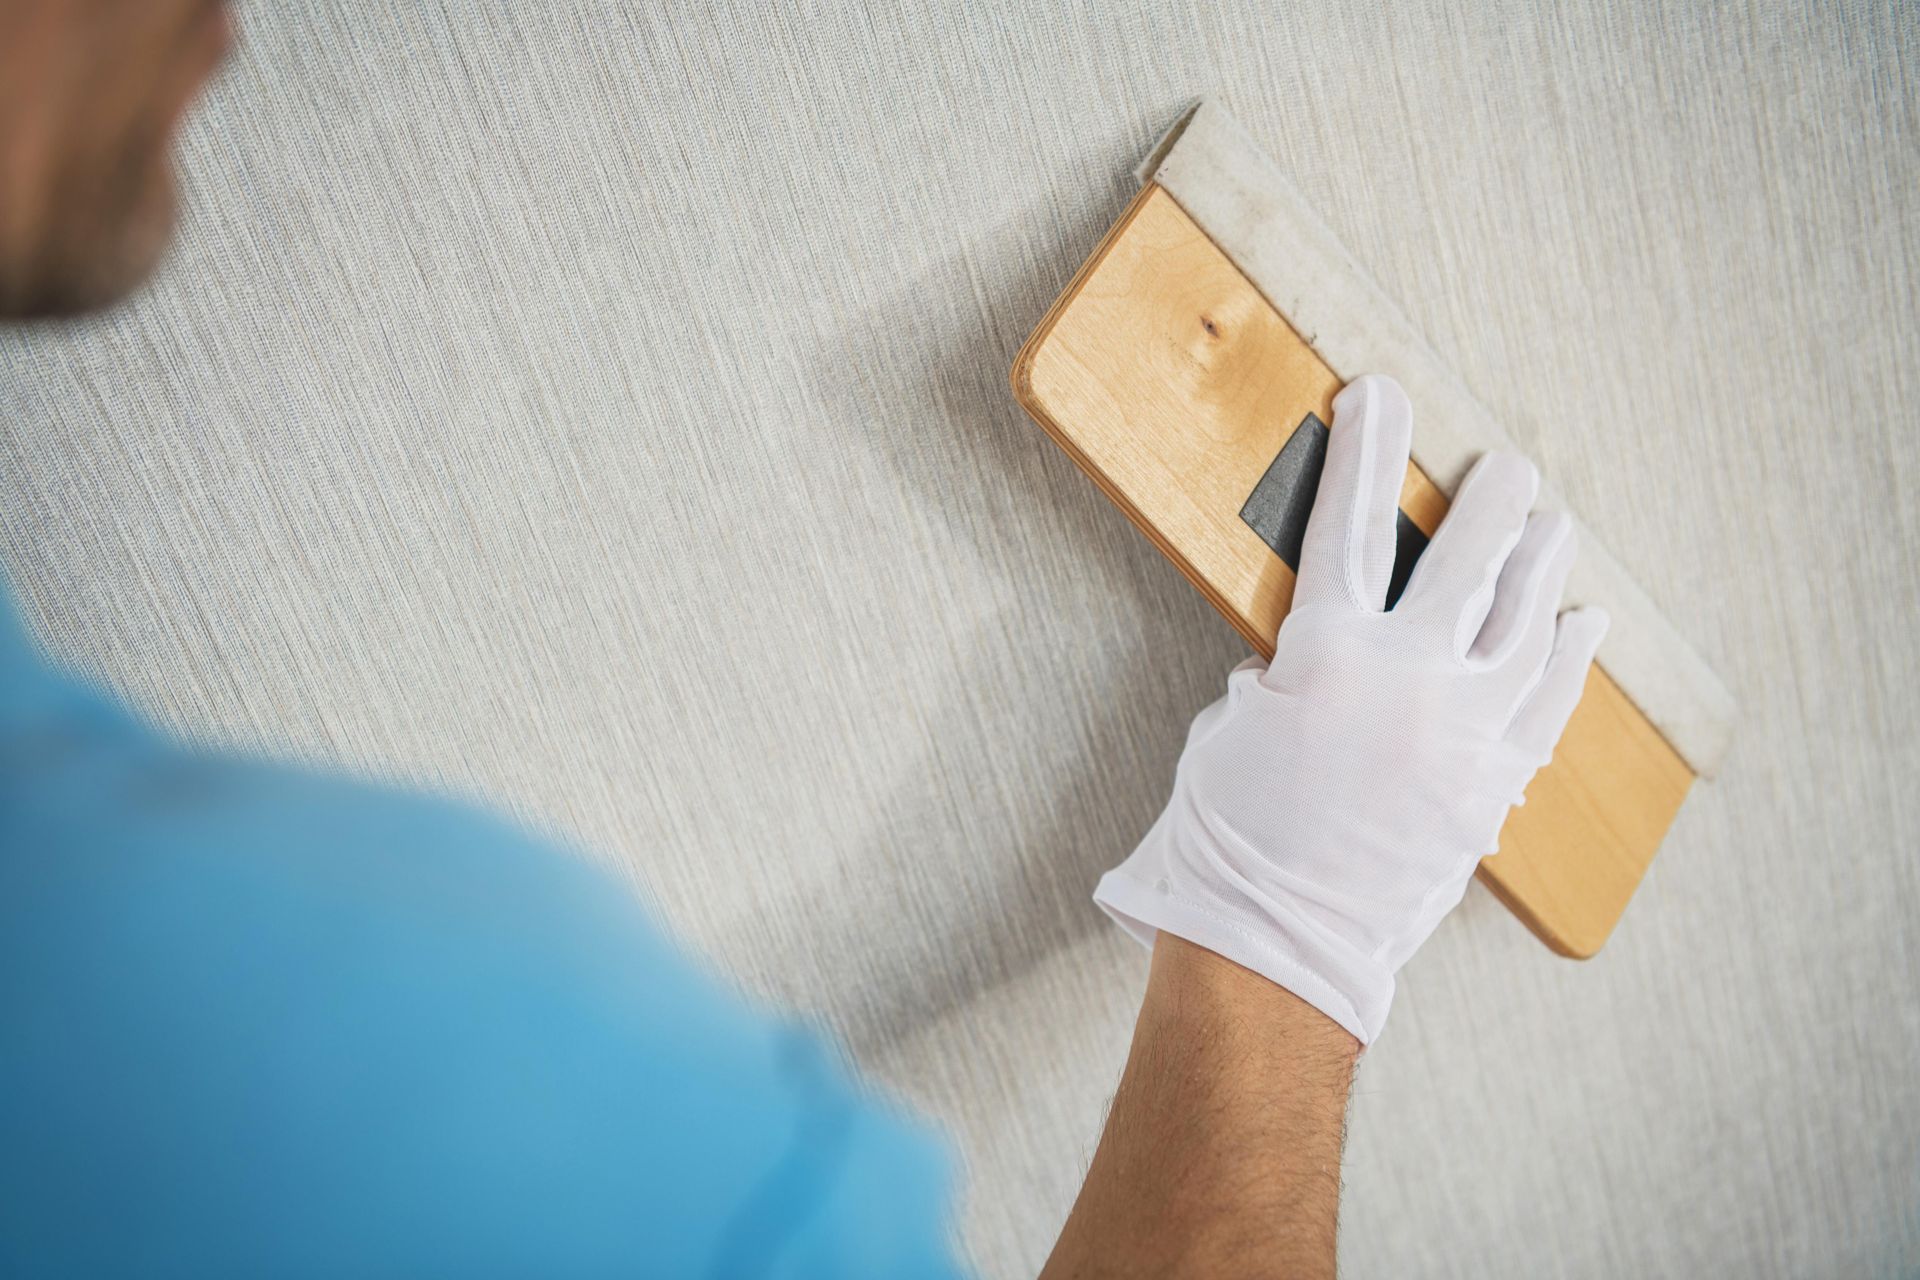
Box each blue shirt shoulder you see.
[0,586,961,1278]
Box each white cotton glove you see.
[1095,374,1609,1044]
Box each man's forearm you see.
[1042,935,1358,1279]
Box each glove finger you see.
[1507,607,1610,762]
[1296,374,1413,612]
[1468,510,1575,669]
[1401,450,1539,651]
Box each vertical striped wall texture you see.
[1,3,1914,1275]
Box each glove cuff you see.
[1094,867,1390,1044]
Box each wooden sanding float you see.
[1012,100,1735,957]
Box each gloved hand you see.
[1094,374,1608,1044]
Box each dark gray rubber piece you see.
[1238,413,1428,609]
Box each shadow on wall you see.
[753,176,1254,1059]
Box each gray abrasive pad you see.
[1240,412,1429,610]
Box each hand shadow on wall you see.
[750,184,1254,1059]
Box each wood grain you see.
[1011,184,1692,957]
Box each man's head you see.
[0,0,229,317]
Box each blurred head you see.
[0,0,230,317]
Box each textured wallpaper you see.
[2,2,1914,1274]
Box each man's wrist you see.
[1041,935,1359,1278]
[1144,934,1362,1064]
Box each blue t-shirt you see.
[0,583,962,1277]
